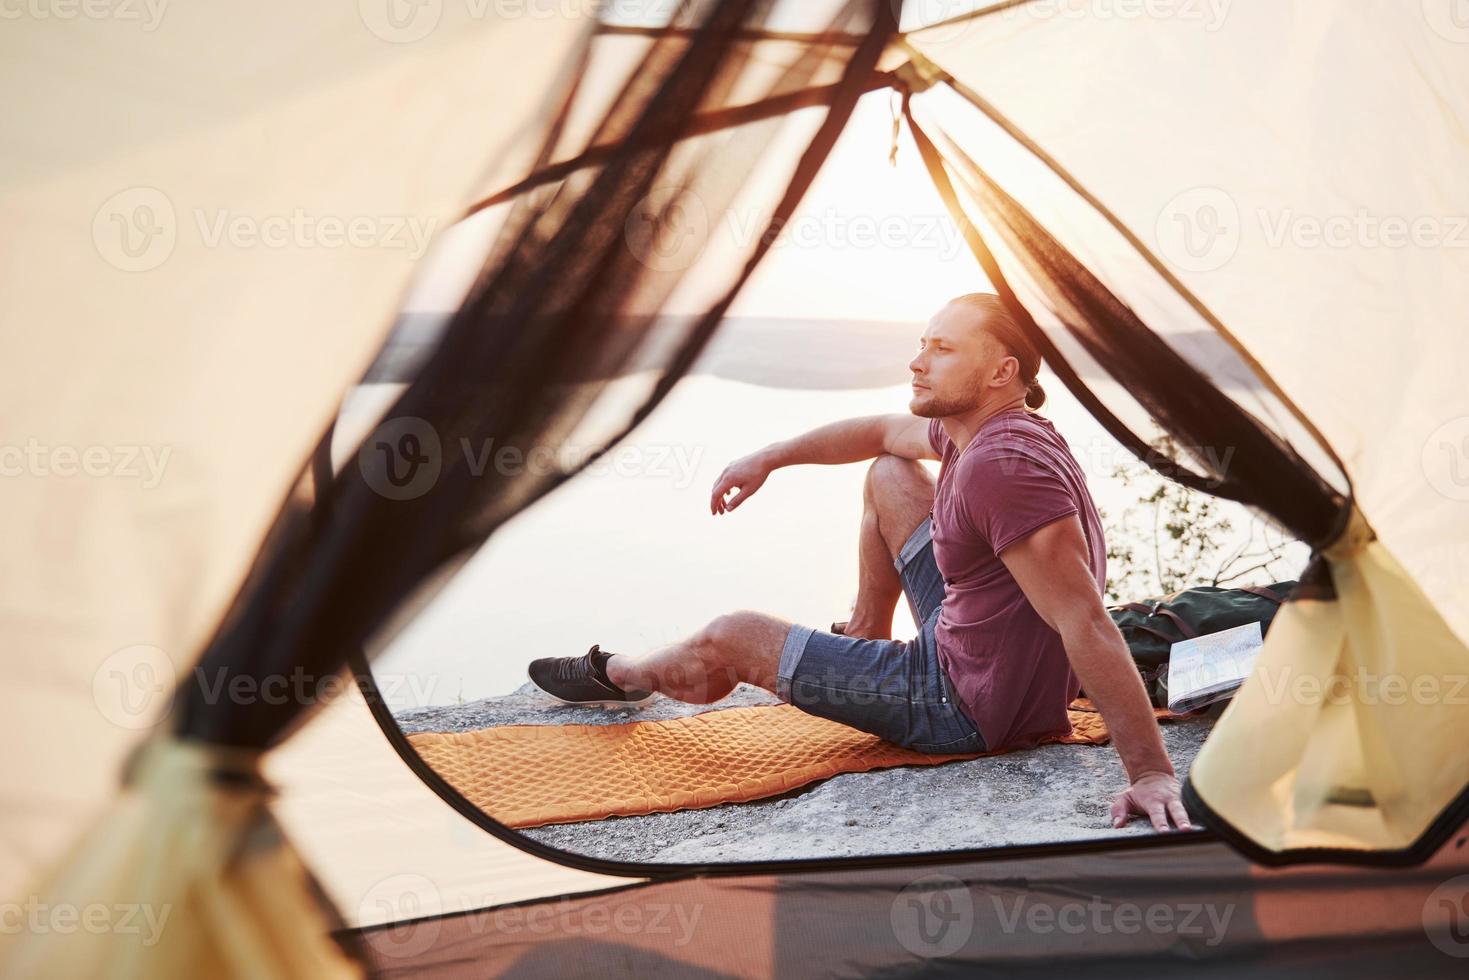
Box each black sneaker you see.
[527,644,653,707]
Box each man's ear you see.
[992,354,1021,388]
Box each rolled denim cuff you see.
[775,624,816,702]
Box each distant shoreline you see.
[362,313,1260,391]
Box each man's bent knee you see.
[865,453,927,493]
[699,612,744,653]
[701,610,786,651]
[864,455,933,556]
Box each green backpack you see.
[1107,581,1296,709]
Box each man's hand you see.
[710,452,773,515]
[1111,772,1192,832]
[997,516,1189,834]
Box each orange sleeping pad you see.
[407,700,1167,829]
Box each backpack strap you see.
[1115,601,1199,640]
[1125,623,1183,644]
[1237,585,1287,604]
[1151,605,1199,639]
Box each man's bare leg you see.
[601,456,932,703]
[843,454,936,640]
[605,610,793,704]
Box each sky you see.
[400,91,987,326]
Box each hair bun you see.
[1024,378,1046,410]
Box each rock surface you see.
[394,684,1216,864]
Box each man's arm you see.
[711,414,936,514]
[998,514,1192,832]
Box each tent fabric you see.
[172,0,896,750]
[2,0,903,970]
[906,0,1469,647]
[903,0,1469,860]
[0,2,589,907]
[350,833,1469,977]
[405,701,1134,829]
[1186,507,1469,858]
[0,739,359,977]
[6,0,1469,969]
[266,687,621,932]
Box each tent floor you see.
[395,685,1217,864]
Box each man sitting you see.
[528,293,1190,832]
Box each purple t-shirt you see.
[927,410,1106,749]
